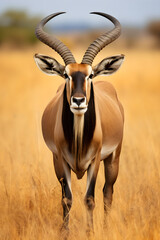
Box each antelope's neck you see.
[62,83,96,158]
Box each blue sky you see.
[1,0,160,26]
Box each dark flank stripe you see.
[83,82,96,152]
[62,85,74,152]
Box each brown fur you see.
[41,65,124,233]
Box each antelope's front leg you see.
[53,153,72,231]
[84,151,100,234]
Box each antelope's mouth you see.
[70,106,87,115]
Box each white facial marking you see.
[70,107,87,115]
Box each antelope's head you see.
[34,12,124,115]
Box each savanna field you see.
[0,45,160,240]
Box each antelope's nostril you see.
[72,97,85,106]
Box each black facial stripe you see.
[71,71,86,95]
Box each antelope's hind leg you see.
[103,143,122,220]
[53,153,72,232]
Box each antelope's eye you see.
[64,73,69,79]
[89,74,93,79]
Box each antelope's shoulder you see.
[41,83,65,145]
[43,83,65,115]
[94,81,124,119]
[94,80,124,137]
[93,81,117,98]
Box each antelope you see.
[34,12,124,233]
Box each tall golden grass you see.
[0,46,160,240]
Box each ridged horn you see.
[35,12,76,65]
[81,12,121,65]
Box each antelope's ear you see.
[34,54,65,77]
[92,54,124,78]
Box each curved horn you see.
[81,12,121,65]
[35,12,76,65]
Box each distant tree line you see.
[1,10,160,49]
[147,20,160,48]
[0,10,42,47]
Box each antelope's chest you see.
[61,144,97,175]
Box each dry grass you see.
[0,45,160,240]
